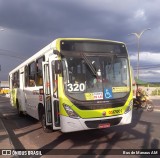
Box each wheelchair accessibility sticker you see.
[104,88,113,99]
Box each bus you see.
[9,38,133,133]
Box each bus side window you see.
[12,71,20,88]
[36,57,43,86]
[25,66,29,87]
[28,62,36,87]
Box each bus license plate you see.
[99,123,110,128]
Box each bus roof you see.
[9,38,126,75]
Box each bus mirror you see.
[55,60,62,74]
[53,50,59,55]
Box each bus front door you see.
[42,59,60,130]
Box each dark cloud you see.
[0,0,160,81]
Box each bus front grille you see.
[85,117,122,128]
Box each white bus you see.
[9,38,133,133]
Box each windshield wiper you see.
[81,53,98,77]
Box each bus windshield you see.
[62,53,130,101]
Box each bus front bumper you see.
[60,110,132,133]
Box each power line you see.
[0,48,28,60]
[132,64,160,70]
[0,53,26,60]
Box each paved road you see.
[0,96,160,158]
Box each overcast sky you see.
[0,0,160,82]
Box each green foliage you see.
[151,89,160,95]
[148,83,160,87]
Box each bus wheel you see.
[41,114,53,133]
[16,100,23,117]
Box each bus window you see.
[25,66,28,87]
[36,57,43,86]
[28,62,36,87]
[12,71,19,88]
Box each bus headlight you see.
[125,100,133,114]
[63,104,80,119]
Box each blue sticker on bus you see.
[104,88,113,99]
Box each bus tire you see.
[41,114,53,133]
[141,102,147,108]
[38,104,44,121]
[16,99,23,117]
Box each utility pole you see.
[128,28,151,79]
[0,27,5,72]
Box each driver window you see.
[68,59,86,84]
[52,61,58,97]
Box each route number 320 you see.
[67,83,85,92]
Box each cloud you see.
[140,70,160,82]
[134,9,146,20]
[130,52,160,82]
[0,0,160,82]
[130,52,160,64]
